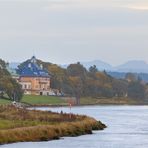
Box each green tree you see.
[0,59,23,102]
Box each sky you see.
[0,0,148,66]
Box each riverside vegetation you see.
[21,59,148,105]
[1,58,148,105]
[0,105,106,145]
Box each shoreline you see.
[1,95,148,108]
[22,96,148,107]
[28,103,148,108]
[0,106,106,145]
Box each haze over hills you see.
[9,62,20,69]
[79,60,113,71]
[61,60,113,71]
[61,60,148,73]
[9,60,148,74]
[114,61,148,73]
[8,60,148,82]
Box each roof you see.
[17,56,50,78]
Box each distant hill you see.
[108,71,148,82]
[115,61,148,73]
[80,60,113,71]
[61,60,148,74]
[61,60,113,71]
[9,62,20,69]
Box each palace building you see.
[17,56,52,95]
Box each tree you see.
[67,62,87,78]
[89,65,98,73]
[0,59,23,102]
[0,59,7,69]
[68,76,83,105]
[125,73,137,82]
[128,81,145,99]
[112,79,128,97]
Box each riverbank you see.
[22,96,147,107]
[80,97,145,105]
[0,95,146,107]
[0,105,106,145]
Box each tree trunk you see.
[76,94,80,105]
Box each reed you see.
[0,105,106,144]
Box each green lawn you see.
[80,97,99,105]
[22,95,67,105]
[0,98,11,105]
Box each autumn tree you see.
[68,76,83,105]
[66,63,87,105]
[112,79,128,97]
[128,81,145,99]
[125,73,138,82]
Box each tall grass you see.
[0,105,106,144]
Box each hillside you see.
[115,60,148,73]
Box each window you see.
[28,85,31,89]
[24,84,27,89]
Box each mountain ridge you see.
[61,60,148,73]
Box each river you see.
[1,106,148,148]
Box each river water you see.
[1,106,148,148]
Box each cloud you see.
[0,0,148,65]
[41,0,120,12]
[121,1,148,11]
[125,5,148,11]
[42,0,148,13]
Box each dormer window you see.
[28,63,31,68]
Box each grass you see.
[0,95,141,106]
[0,98,11,105]
[0,105,106,144]
[22,95,67,106]
[80,97,99,105]
[80,97,139,105]
[0,95,67,106]
[0,119,51,130]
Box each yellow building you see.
[18,56,52,95]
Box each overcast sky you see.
[0,0,148,65]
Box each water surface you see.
[1,106,148,148]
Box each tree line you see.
[40,61,147,104]
[1,58,147,104]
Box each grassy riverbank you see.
[22,95,145,106]
[0,98,11,105]
[0,105,106,144]
[80,97,141,105]
[0,95,67,106]
[21,95,67,106]
[0,95,145,106]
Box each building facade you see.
[17,56,52,95]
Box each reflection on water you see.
[2,106,148,148]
